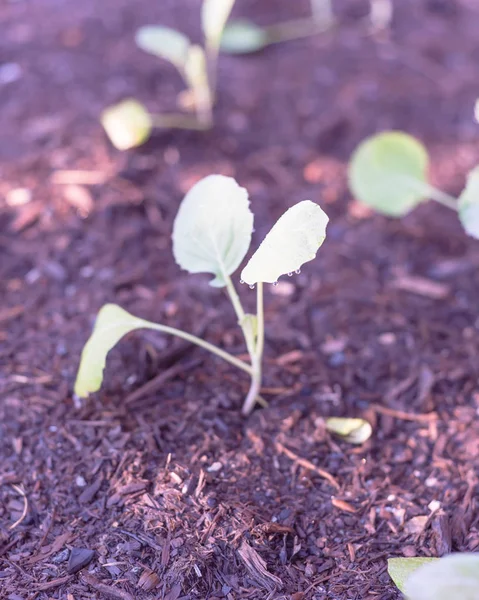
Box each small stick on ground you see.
[82,573,135,600]
[371,404,438,422]
[275,442,340,490]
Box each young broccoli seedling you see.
[348,131,479,240]
[101,0,235,149]
[388,554,479,600]
[74,175,329,415]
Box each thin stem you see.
[145,322,252,375]
[242,282,264,416]
[205,43,219,101]
[420,182,458,211]
[150,113,211,131]
[224,274,246,324]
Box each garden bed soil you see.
[1,0,479,598]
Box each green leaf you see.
[348,131,430,217]
[404,554,479,600]
[458,166,479,239]
[388,557,438,593]
[202,0,236,49]
[220,20,268,54]
[74,304,151,398]
[241,200,328,285]
[101,99,152,150]
[326,417,372,444]
[135,26,191,71]
[172,175,254,287]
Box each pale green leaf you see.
[74,304,150,398]
[172,175,254,287]
[101,99,152,150]
[388,557,438,593]
[348,131,429,217]
[135,26,191,71]
[241,200,328,285]
[458,166,479,239]
[326,417,372,444]
[220,20,268,54]
[404,554,479,600]
[202,0,236,49]
[475,99,479,123]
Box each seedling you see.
[221,0,335,55]
[388,554,479,599]
[74,175,329,415]
[101,0,235,149]
[348,131,479,239]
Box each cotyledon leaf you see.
[326,417,372,444]
[458,166,479,240]
[135,26,191,71]
[388,557,438,593]
[403,554,479,600]
[220,20,268,54]
[74,304,151,398]
[172,175,254,287]
[240,200,329,285]
[202,0,236,49]
[101,99,152,151]
[348,131,429,217]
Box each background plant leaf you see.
[241,200,328,285]
[348,131,429,217]
[202,0,236,49]
[404,554,479,600]
[458,166,479,239]
[388,557,438,593]
[101,99,152,150]
[172,175,254,287]
[326,417,372,444]
[74,304,151,398]
[135,26,191,71]
[221,20,268,54]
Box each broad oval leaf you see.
[458,166,479,239]
[101,99,152,150]
[135,26,191,71]
[388,557,438,593]
[173,175,254,287]
[326,417,372,444]
[240,200,328,285]
[202,0,236,49]
[404,554,479,600]
[220,20,268,54]
[348,131,429,217]
[74,304,150,398]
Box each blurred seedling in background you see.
[74,175,329,415]
[388,553,479,600]
[101,0,235,149]
[348,131,479,239]
[221,0,335,55]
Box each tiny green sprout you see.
[221,0,335,55]
[74,175,329,415]
[348,130,479,239]
[101,0,235,149]
[388,554,479,600]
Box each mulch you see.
[1,0,478,598]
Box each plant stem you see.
[264,16,333,46]
[224,275,246,324]
[144,321,252,375]
[310,0,335,28]
[150,113,211,131]
[421,182,458,211]
[242,282,264,416]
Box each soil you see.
[1,0,479,598]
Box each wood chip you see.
[82,573,134,600]
[237,540,283,591]
[67,547,95,574]
[331,497,357,514]
[391,275,449,299]
[275,442,340,490]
